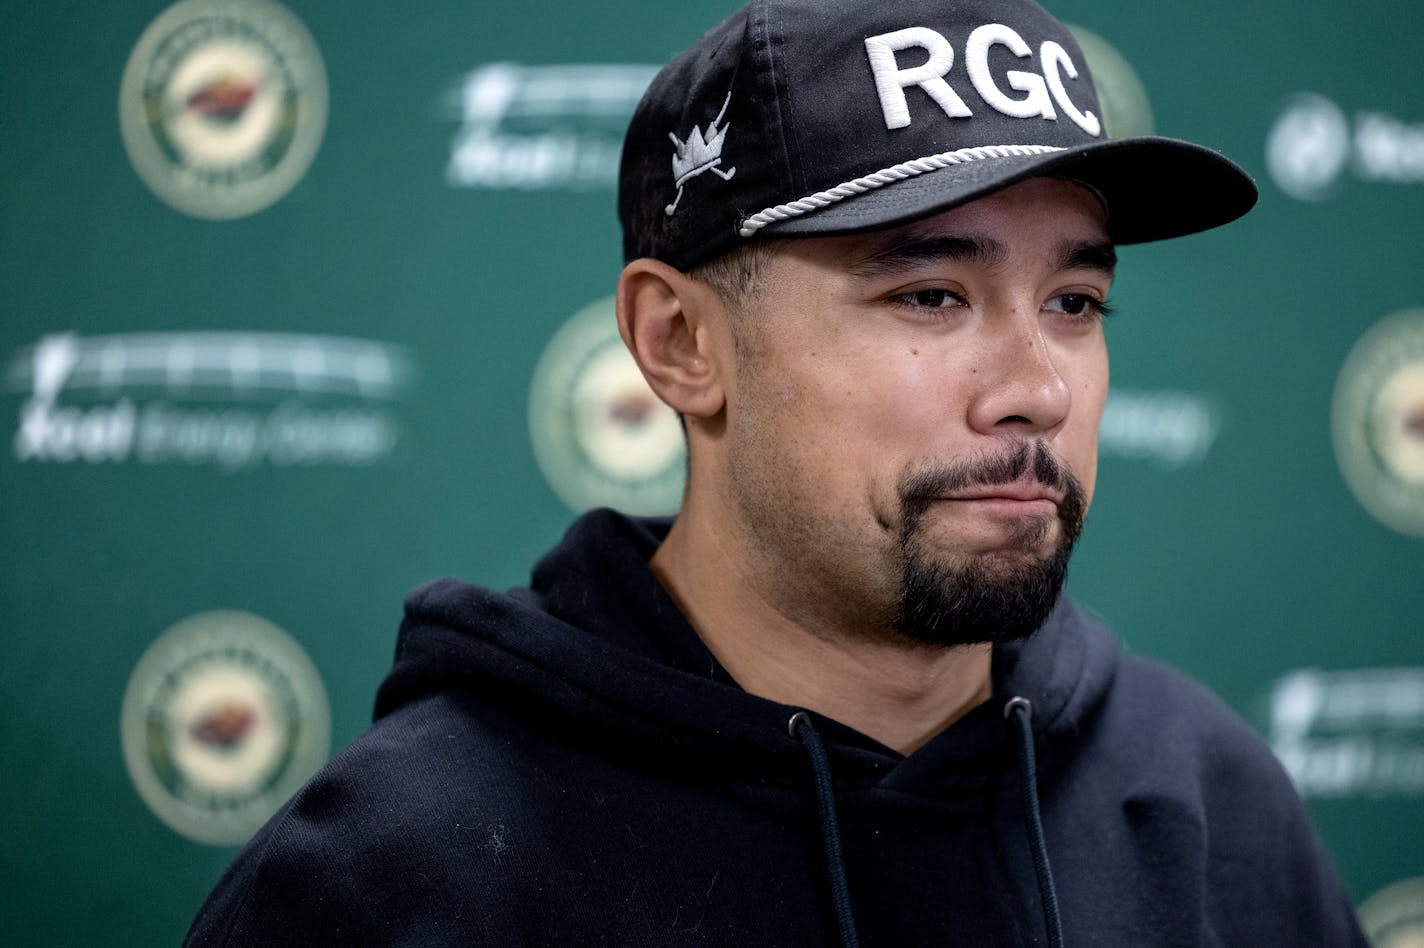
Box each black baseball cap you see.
[619,0,1257,271]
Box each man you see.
[187,0,1367,944]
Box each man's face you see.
[717,177,1113,646]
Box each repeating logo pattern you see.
[1360,877,1424,947]
[1065,24,1154,139]
[1268,93,1424,201]
[528,297,686,515]
[1265,94,1352,201]
[7,331,410,470]
[445,63,658,190]
[119,0,328,218]
[1098,389,1219,469]
[121,610,331,845]
[1265,667,1424,798]
[1332,309,1424,537]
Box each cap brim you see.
[758,136,1258,245]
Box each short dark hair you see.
[686,241,774,310]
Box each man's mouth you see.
[940,480,1063,515]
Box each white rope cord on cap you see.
[737,144,1067,238]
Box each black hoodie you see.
[186,509,1366,946]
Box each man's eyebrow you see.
[1057,239,1117,277]
[847,235,1009,278]
[847,234,1116,279]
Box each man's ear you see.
[615,258,728,420]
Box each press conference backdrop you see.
[3,0,1422,943]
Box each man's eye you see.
[905,288,959,308]
[1047,293,1112,318]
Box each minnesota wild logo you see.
[1333,309,1424,537]
[1360,878,1424,947]
[529,297,687,515]
[121,611,330,845]
[118,0,327,219]
[1065,25,1154,139]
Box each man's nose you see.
[965,314,1072,437]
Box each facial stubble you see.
[892,440,1087,647]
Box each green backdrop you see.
[3,1,1422,944]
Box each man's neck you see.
[650,501,993,755]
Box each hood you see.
[375,508,1121,794]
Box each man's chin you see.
[891,541,1073,648]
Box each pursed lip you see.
[941,481,1063,508]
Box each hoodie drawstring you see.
[789,711,861,948]
[789,700,1065,948]
[1004,696,1065,948]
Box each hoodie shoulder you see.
[185,687,545,946]
[1112,650,1281,779]
[1073,647,1364,944]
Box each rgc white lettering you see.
[864,23,1100,136]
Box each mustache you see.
[898,440,1086,526]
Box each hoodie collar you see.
[383,508,1119,788]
